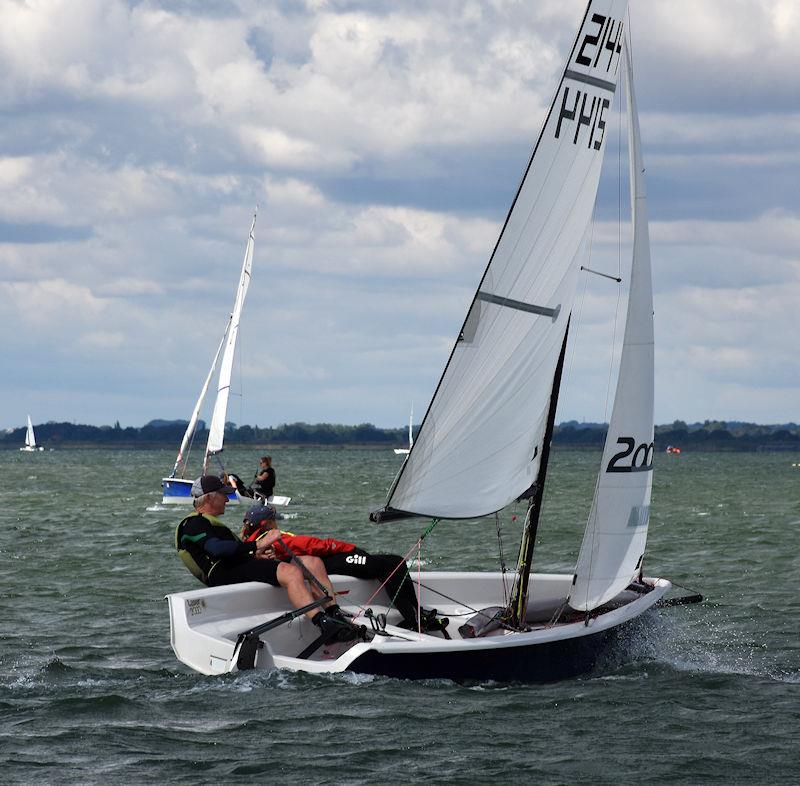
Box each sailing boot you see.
[398,608,449,636]
[326,603,354,621]
[328,604,373,640]
[312,611,367,643]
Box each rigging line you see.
[411,582,518,630]
[416,535,422,633]
[349,519,441,622]
[564,220,594,396]
[601,80,625,427]
[494,511,509,606]
[183,426,198,479]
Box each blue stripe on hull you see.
[348,625,633,683]
[163,479,193,498]
[162,478,237,502]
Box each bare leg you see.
[295,555,335,603]
[276,563,320,620]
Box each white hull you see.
[20,446,44,452]
[393,448,409,455]
[167,571,670,681]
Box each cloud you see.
[0,0,798,430]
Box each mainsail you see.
[25,415,36,448]
[570,33,654,611]
[205,211,256,468]
[375,1,630,521]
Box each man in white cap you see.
[175,475,361,641]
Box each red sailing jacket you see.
[243,526,356,560]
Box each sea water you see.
[1,447,798,784]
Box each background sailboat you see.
[167,1,699,681]
[161,212,289,506]
[393,405,413,455]
[20,415,44,452]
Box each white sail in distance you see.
[25,415,36,448]
[380,1,630,520]
[205,211,256,464]
[570,33,654,611]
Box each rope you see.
[411,581,517,632]
[494,511,509,606]
[349,519,441,623]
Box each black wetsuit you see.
[322,549,418,624]
[176,512,280,586]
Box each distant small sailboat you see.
[393,405,414,455]
[161,212,289,507]
[20,415,44,452]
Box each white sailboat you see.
[161,212,290,507]
[393,405,413,455]
[167,2,700,681]
[20,415,44,452]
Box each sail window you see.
[626,505,650,529]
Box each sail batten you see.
[376,0,630,522]
[570,31,654,611]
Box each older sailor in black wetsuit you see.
[175,475,359,640]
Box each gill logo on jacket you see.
[345,554,367,565]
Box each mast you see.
[506,320,570,629]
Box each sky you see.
[1,0,799,432]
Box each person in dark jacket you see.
[240,503,446,634]
[253,456,276,499]
[175,475,361,640]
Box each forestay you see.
[205,211,256,465]
[378,1,630,521]
[570,34,654,611]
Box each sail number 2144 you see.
[606,438,654,473]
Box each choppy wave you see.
[2,447,799,784]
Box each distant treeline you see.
[3,418,800,451]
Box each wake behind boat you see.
[161,212,290,507]
[167,1,701,682]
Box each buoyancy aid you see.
[175,512,255,584]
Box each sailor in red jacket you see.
[241,504,441,632]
